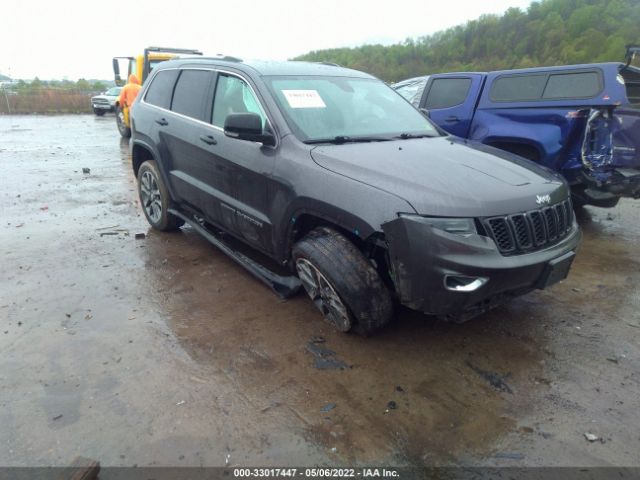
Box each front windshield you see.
[106,87,121,96]
[265,76,439,143]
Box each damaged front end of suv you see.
[382,198,579,323]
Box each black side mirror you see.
[113,58,123,86]
[224,113,275,146]
[419,108,431,118]
[624,44,640,68]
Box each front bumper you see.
[382,216,581,320]
[92,103,113,111]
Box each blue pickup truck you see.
[393,47,640,207]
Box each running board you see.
[168,208,302,299]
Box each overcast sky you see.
[1,0,533,80]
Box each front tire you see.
[94,109,105,116]
[137,160,184,231]
[292,227,393,335]
[116,105,131,138]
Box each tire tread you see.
[293,227,393,335]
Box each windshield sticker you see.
[282,90,326,109]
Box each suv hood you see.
[310,136,567,217]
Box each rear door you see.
[419,74,483,137]
[152,69,220,216]
[139,68,180,190]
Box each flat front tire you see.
[292,227,393,336]
[137,160,184,231]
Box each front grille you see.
[483,199,574,255]
[92,98,109,105]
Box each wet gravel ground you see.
[1,114,639,467]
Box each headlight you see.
[400,214,477,237]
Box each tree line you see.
[295,0,640,82]
[2,78,109,93]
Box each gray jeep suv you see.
[129,57,581,335]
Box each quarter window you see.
[543,72,601,99]
[144,70,179,110]
[424,78,472,109]
[212,75,267,128]
[171,70,213,121]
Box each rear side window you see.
[144,70,179,109]
[171,70,213,121]
[490,74,547,102]
[490,70,603,102]
[424,78,471,109]
[543,72,601,99]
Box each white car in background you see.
[91,86,122,116]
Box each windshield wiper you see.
[304,135,391,144]
[394,133,436,139]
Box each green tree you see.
[294,0,640,82]
[75,79,91,91]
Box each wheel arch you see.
[282,209,394,291]
[131,140,156,177]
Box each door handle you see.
[155,118,168,126]
[200,135,217,145]
[445,116,459,123]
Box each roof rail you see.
[316,61,341,67]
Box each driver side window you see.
[212,74,267,128]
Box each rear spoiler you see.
[142,47,203,81]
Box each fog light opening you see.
[444,275,488,292]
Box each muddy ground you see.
[1,114,639,468]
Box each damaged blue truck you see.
[393,46,640,208]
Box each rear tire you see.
[137,160,184,231]
[292,227,393,336]
[116,105,131,138]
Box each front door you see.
[203,72,277,255]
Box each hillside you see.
[295,0,640,82]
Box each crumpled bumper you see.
[582,168,640,199]
[381,215,581,320]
